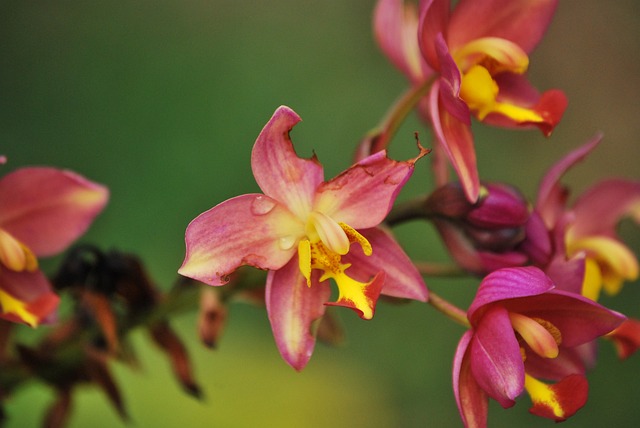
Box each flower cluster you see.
[1,0,638,427]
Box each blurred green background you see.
[1,0,638,427]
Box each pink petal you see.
[0,167,108,257]
[543,254,586,295]
[251,106,324,219]
[571,179,640,239]
[434,34,471,124]
[524,346,587,381]
[518,211,552,266]
[468,267,554,322]
[315,149,422,230]
[453,331,489,428]
[470,305,524,408]
[504,290,626,347]
[429,82,480,203]
[448,0,559,53]
[265,257,331,371]
[179,194,302,286]
[374,0,431,82]
[0,268,60,326]
[536,134,602,225]
[418,0,451,69]
[341,227,428,302]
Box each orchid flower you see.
[0,167,109,326]
[533,135,640,301]
[418,0,567,202]
[179,106,428,370]
[453,267,625,427]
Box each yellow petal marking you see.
[524,374,565,419]
[568,235,639,296]
[0,289,39,327]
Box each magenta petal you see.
[524,346,587,381]
[536,134,602,224]
[315,150,417,229]
[571,179,640,238]
[265,257,331,371]
[468,267,553,321]
[429,82,479,203]
[470,305,524,408]
[504,290,626,347]
[448,0,559,53]
[453,330,489,428]
[179,194,301,285]
[251,106,324,219]
[434,34,471,125]
[0,167,108,257]
[341,227,428,301]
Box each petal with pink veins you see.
[265,257,331,371]
[179,194,303,286]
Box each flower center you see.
[453,37,544,124]
[297,211,378,319]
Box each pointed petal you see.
[374,0,430,82]
[525,374,588,422]
[470,305,524,407]
[448,0,559,53]
[149,321,202,397]
[536,135,602,224]
[251,106,323,219]
[342,227,428,301]
[0,268,59,326]
[265,257,331,371]
[429,82,480,202]
[518,211,552,266]
[179,194,302,285]
[418,0,451,69]
[453,331,489,428]
[434,34,471,124]
[468,267,554,322]
[0,167,108,256]
[315,149,423,229]
[571,179,640,238]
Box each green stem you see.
[384,195,429,226]
[414,261,466,277]
[428,290,470,328]
[367,78,434,153]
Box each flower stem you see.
[414,261,466,277]
[362,78,434,155]
[427,290,470,328]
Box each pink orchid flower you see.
[0,167,109,326]
[453,267,624,427]
[179,106,428,370]
[532,134,640,301]
[418,0,567,202]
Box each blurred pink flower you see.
[0,167,109,326]
[179,106,428,370]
